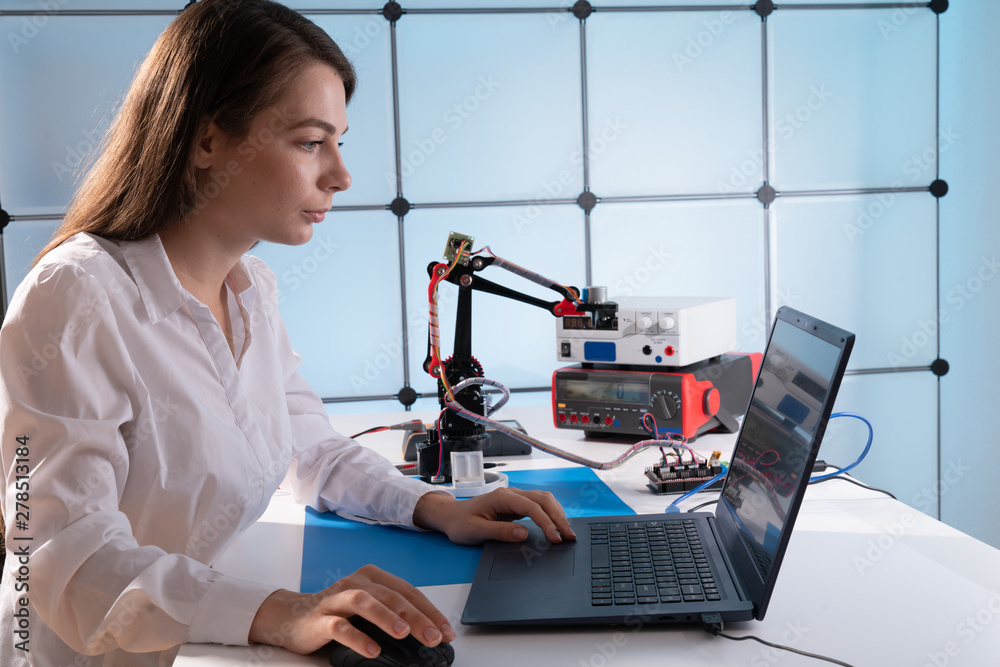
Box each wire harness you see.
[442,377,685,470]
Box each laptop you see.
[462,307,855,626]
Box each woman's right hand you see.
[247,564,456,658]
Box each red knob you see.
[703,388,721,416]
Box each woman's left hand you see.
[412,486,577,546]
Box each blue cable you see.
[665,464,728,513]
[664,412,873,511]
[809,412,873,482]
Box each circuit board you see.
[645,457,726,495]
[443,231,474,265]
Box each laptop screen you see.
[720,315,846,582]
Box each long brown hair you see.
[34,0,356,265]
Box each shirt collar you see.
[121,235,190,324]
[227,256,257,315]
[121,235,258,324]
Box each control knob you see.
[650,391,679,420]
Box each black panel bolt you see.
[930,179,949,198]
[572,1,594,20]
[577,190,598,213]
[390,196,411,217]
[754,1,775,19]
[397,386,418,407]
[931,359,950,377]
[0,208,10,231]
[382,2,404,22]
[930,0,949,14]
[756,184,777,206]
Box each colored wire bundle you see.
[426,239,469,401]
[442,377,682,470]
[643,413,704,464]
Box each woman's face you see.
[192,61,351,250]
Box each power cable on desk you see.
[686,498,719,513]
[809,468,897,500]
[684,469,895,512]
[701,615,855,667]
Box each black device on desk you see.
[327,616,455,667]
[462,307,855,627]
[401,419,529,461]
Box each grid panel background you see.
[0,2,945,519]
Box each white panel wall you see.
[940,0,1000,548]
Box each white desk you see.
[177,406,1000,666]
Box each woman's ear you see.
[193,120,227,170]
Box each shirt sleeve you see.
[247,256,441,526]
[0,263,276,655]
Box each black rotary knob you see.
[652,392,679,420]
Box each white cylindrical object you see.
[583,286,607,304]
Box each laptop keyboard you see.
[590,520,721,606]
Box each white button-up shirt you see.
[0,232,434,666]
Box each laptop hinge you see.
[707,516,752,604]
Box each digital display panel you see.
[721,318,842,580]
[560,378,647,404]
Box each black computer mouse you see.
[327,616,455,667]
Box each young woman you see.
[0,1,574,665]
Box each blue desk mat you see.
[301,467,636,591]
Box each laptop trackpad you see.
[488,548,575,581]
